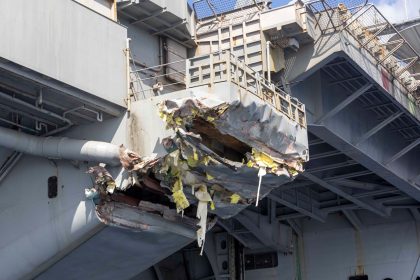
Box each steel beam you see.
[153,265,164,280]
[302,173,390,217]
[269,199,277,224]
[307,160,358,173]
[411,173,420,187]
[277,171,374,192]
[409,208,420,221]
[287,219,302,236]
[152,20,187,35]
[0,61,123,117]
[322,204,359,212]
[377,195,412,203]
[269,192,326,222]
[276,181,314,192]
[217,220,250,248]
[310,150,342,160]
[384,138,420,165]
[319,188,398,202]
[342,210,363,231]
[131,8,166,25]
[234,213,273,248]
[311,124,420,202]
[316,83,372,124]
[118,10,193,48]
[320,188,399,206]
[331,179,392,191]
[279,205,360,220]
[129,4,190,39]
[353,188,399,198]
[0,151,22,186]
[325,170,373,181]
[309,138,325,146]
[278,212,305,221]
[329,75,364,86]
[355,111,403,145]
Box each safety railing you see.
[186,51,307,127]
[129,56,187,99]
[339,4,420,101]
[304,0,367,34]
[130,50,306,127]
[192,0,264,20]
[304,0,420,103]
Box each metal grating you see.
[340,4,420,102]
[305,0,367,34]
[187,51,307,127]
[272,132,411,220]
[305,0,367,13]
[192,0,264,20]
[322,58,420,141]
[308,1,420,101]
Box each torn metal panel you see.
[96,201,210,239]
[146,95,307,219]
[160,96,308,163]
[86,93,308,252]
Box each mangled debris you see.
[86,96,308,253]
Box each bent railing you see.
[186,51,307,127]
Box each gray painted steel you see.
[0,0,128,107]
[35,226,192,280]
[0,126,121,166]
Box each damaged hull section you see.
[96,201,204,239]
[87,80,308,250]
[155,94,307,218]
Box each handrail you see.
[339,3,420,101]
[192,0,265,21]
[305,0,368,34]
[186,51,307,127]
[342,4,420,58]
[305,0,420,103]
[131,49,307,127]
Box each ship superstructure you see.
[0,1,419,279]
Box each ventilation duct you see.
[0,126,120,166]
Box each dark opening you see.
[222,261,228,270]
[123,182,173,208]
[48,176,58,198]
[245,252,278,270]
[349,276,368,280]
[221,240,227,250]
[189,118,251,162]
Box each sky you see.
[373,0,420,23]
[190,0,420,23]
[270,0,420,22]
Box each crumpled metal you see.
[85,95,309,247]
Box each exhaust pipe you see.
[0,126,121,166]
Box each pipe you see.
[0,91,72,126]
[0,126,121,166]
[0,151,22,184]
[126,38,132,112]
[266,41,273,83]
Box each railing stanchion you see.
[185,58,190,89]
[226,51,231,83]
[210,53,215,87]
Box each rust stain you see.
[354,230,364,275]
[128,113,141,154]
